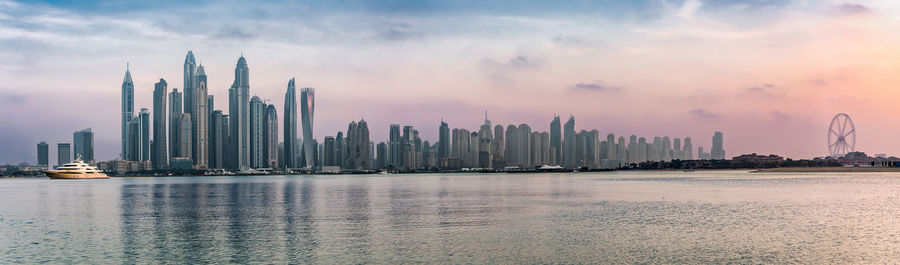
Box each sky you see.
[1,0,898,165]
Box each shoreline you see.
[752,167,900,173]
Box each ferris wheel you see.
[827,113,855,158]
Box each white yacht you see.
[45,156,108,179]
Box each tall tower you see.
[121,64,134,159]
[192,64,209,168]
[550,115,561,166]
[300,87,316,168]
[249,96,264,168]
[264,104,279,168]
[73,128,94,162]
[152,79,168,169]
[389,124,401,167]
[683,137,693,160]
[229,55,250,170]
[183,51,196,120]
[283,78,297,169]
[438,119,450,161]
[478,112,493,168]
[37,141,49,168]
[169,88,183,159]
[711,131,725,160]
[563,115,575,167]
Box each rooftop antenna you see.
[126,62,129,71]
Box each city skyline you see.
[1,0,898,164]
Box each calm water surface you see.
[2,171,899,264]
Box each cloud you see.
[570,81,621,93]
[377,22,422,41]
[689,108,718,119]
[745,83,776,94]
[481,55,542,70]
[552,34,586,46]
[213,26,257,40]
[677,0,703,20]
[832,3,870,16]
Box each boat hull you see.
[45,171,109,179]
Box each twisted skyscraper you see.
[300,87,315,168]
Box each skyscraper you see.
[518,124,531,167]
[684,137,693,160]
[169,88,183,159]
[73,128,94,162]
[344,119,370,169]
[210,110,225,168]
[389,124,401,167]
[438,119,450,161]
[57,143,71,166]
[550,115,561,166]
[37,142,49,168]
[563,115,575,167]
[335,131,344,168]
[152,79,168,169]
[249,96,265,168]
[711,131,725,160]
[179,113,192,162]
[191,64,209,169]
[606,133,616,161]
[121,64,134,159]
[139,109,151,161]
[324,136,335,166]
[402,125,417,170]
[283,78,297,169]
[478,112,493,168]
[229,55,250,170]
[264,104,278,169]
[504,125,517,166]
[300,87,315,169]
[492,124,505,167]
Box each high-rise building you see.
[438,119,450,161]
[324,136,335,166]
[606,133,616,160]
[518,124,532,167]
[402,126,417,170]
[179,113,192,163]
[684,137,693,160]
[375,141,387,168]
[57,143,71,166]
[264,105,278,169]
[492,124,505,167]
[478,112,493,168]
[121,64,134,159]
[504,125,517,166]
[169,88,183,160]
[550,115,561,166]
[37,142,48,168]
[208,95,215,162]
[210,110,225,168]
[334,131,344,168]
[283,79,298,169]
[73,128,94,162]
[191,64,209,169]
[673,137,682,160]
[344,119,370,169]
[540,132,550,166]
[531,131,542,166]
[389,124,402,168]
[617,136,627,163]
[228,55,251,170]
[139,109,150,161]
[249,96,265,168]
[711,131,725,160]
[300,87,315,169]
[563,115,575,167]
[152,79,168,169]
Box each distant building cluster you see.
[29,51,733,174]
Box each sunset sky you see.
[1,0,898,164]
